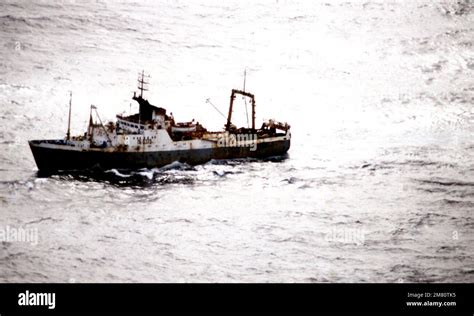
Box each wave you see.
[212,170,234,177]
[205,158,258,166]
[158,161,194,171]
[441,199,474,208]
[25,217,60,225]
[105,169,131,178]
[437,0,473,16]
[355,159,455,173]
[27,155,282,187]
[409,212,449,228]
[418,179,474,187]
[35,161,197,187]
[0,14,53,28]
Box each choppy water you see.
[0,0,473,282]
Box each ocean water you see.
[0,0,473,282]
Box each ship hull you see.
[29,139,290,171]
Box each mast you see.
[226,89,256,132]
[243,70,249,128]
[66,91,72,140]
[137,70,149,98]
[137,70,150,127]
[88,105,94,141]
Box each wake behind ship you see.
[29,72,291,172]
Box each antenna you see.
[206,98,227,120]
[66,91,72,140]
[137,70,150,98]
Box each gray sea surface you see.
[0,0,473,282]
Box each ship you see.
[29,72,291,172]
